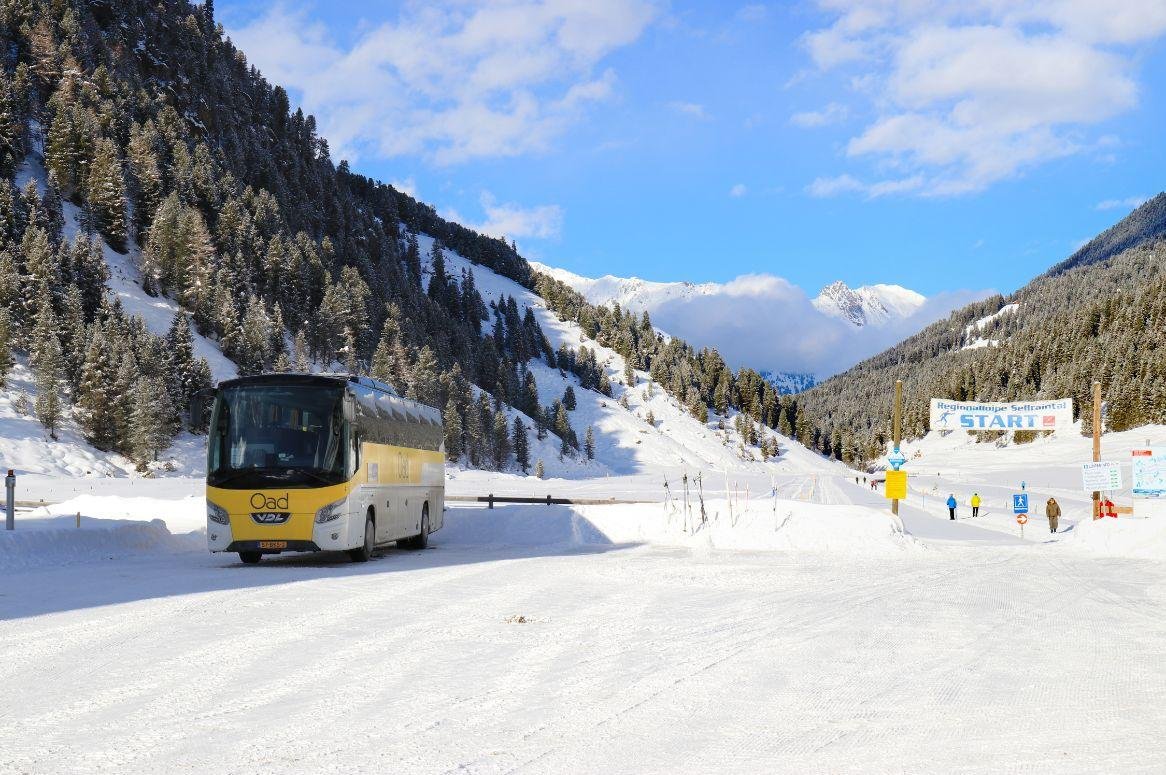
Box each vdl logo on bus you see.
[250,492,290,524]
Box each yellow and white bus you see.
[204,374,445,564]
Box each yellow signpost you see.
[885,470,907,500]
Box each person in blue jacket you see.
[946,494,957,520]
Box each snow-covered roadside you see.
[1065,515,1166,559]
[0,518,202,572]
[443,499,918,555]
[1,496,916,575]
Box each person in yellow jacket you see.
[970,492,981,518]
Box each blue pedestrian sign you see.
[1013,493,1029,514]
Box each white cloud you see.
[806,174,864,197]
[729,183,747,197]
[391,177,417,197]
[801,1,1166,196]
[735,4,768,23]
[645,276,993,377]
[669,101,709,119]
[472,192,564,241]
[228,1,658,165]
[790,102,849,127]
[807,172,924,198]
[1096,196,1148,211]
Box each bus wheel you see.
[405,505,429,550]
[239,551,261,564]
[349,512,374,563]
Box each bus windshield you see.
[208,384,349,488]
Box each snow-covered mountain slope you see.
[425,237,840,482]
[812,280,926,328]
[15,148,237,382]
[759,370,816,395]
[530,262,723,313]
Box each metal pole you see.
[892,380,902,516]
[5,469,14,530]
[1092,380,1101,520]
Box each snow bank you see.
[24,494,206,534]
[1065,517,1166,560]
[441,499,919,555]
[0,518,202,571]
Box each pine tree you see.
[0,249,19,316]
[237,295,273,375]
[520,369,540,418]
[130,375,174,465]
[164,312,202,429]
[409,346,439,407]
[0,309,13,387]
[534,458,545,479]
[76,325,119,449]
[71,235,109,318]
[443,397,463,462]
[111,352,141,454]
[30,305,65,439]
[464,393,484,467]
[59,284,88,393]
[563,385,577,410]
[86,137,128,251]
[292,329,310,372]
[513,416,530,473]
[584,425,595,460]
[492,409,510,469]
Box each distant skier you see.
[946,494,957,520]
[1046,498,1061,533]
[970,492,981,518]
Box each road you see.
[3,502,1165,774]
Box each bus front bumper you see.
[224,540,321,554]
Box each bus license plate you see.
[258,541,287,549]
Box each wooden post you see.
[892,380,902,516]
[1092,380,1101,520]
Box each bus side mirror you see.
[189,388,215,433]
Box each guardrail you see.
[446,494,655,509]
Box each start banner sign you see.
[930,398,1073,432]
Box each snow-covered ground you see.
[4,420,1166,772]
[3,491,1164,773]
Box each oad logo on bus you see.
[251,493,289,511]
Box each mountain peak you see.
[812,281,924,328]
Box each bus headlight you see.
[207,500,229,525]
[315,499,346,523]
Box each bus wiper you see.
[210,467,285,486]
[287,467,336,486]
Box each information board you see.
[930,398,1073,432]
[1132,449,1166,498]
[1081,461,1122,491]
[885,470,907,500]
[1012,493,1029,514]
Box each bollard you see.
[76,511,81,529]
[488,493,494,510]
[546,494,551,506]
[5,469,14,531]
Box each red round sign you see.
[1016,513,1029,525]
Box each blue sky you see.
[218,1,1166,299]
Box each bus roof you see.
[217,373,402,400]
